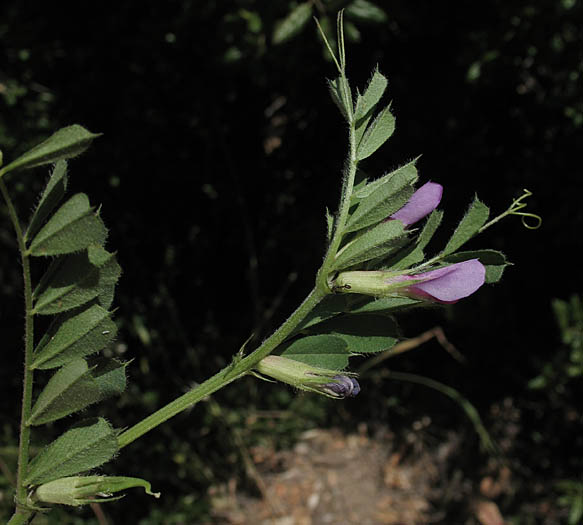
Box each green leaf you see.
[356,104,395,161]
[90,358,127,401]
[0,125,101,175]
[345,0,389,24]
[346,161,418,232]
[27,193,108,257]
[279,334,349,370]
[307,314,399,354]
[390,209,444,270]
[327,76,353,121]
[351,168,370,199]
[28,359,100,426]
[24,418,118,486]
[443,249,510,283]
[442,196,489,256]
[348,296,422,314]
[417,209,444,248]
[32,304,117,369]
[26,160,68,242]
[354,67,388,122]
[32,246,121,315]
[87,245,122,310]
[351,159,418,200]
[325,208,335,242]
[294,294,352,333]
[27,358,125,426]
[272,2,313,44]
[333,219,407,270]
[354,69,387,146]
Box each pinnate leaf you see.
[348,296,422,314]
[279,334,349,370]
[28,359,126,426]
[26,160,68,241]
[27,193,107,257]
[333,219,407,270]
[24,418,118,486]
[352,158,419,201]
[328,77,353,121]
[442,196,489,256]
[28,359,100,426]
[90,358,127,401]
[33,246,121,315]
[1,125,100,174]
[346,161,417,232]
[356,104,395,161]
[354,67,388,122]
[294,294,352,333]
[32,304,117,369]
[307,314,400,354]
[390,209,443,270]
[443,249,510,283]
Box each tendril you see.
[479,188,541,233]
[508,189,542,230]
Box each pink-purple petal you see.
[407,259,486,303]
[385,259,486,304]
[390,182,443,226]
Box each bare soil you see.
[208,425,511,525]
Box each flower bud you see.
[390,181,443,226]
[255,355,359,399]
[30,476,114,507]
[29,475,160,507]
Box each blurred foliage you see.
[1,0,582,522]
[529,295,583,391]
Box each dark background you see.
[1,1,581,523]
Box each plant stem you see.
[318,90,357,289]
[118,90,356,447]
[1,181,36,516]
[7,508,36,525]
[117,286,326,448]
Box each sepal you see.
[29,475,159,507]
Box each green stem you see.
[318,92,356,289]
[1,181,36,513]
[7,508,36,525]
[117,286,326,449]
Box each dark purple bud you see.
[322,376,361,398]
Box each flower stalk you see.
[117,286,327,448]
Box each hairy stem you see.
[318,91,357,289]
[117,286,326,448]
[1,180,36,515]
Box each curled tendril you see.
[479,188,541,233]
[508,189,542,230]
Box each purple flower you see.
[390,181,443,226]
[322,376,361,398]
[385,259,486,304]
